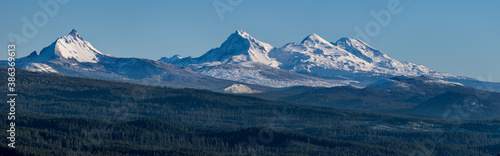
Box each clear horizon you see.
[1,0,499,82]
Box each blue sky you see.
[1,0,499,82]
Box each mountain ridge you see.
[4,29,496,92]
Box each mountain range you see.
[159,30,492,91]
[8,30,261,90]
[4,29,499,93]
[3,29,500,119]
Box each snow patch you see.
[425,79,464,86]
[25,63,58,73]
[224,84,261,93]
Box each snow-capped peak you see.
[35,29,106,63]
[301,34,332,47]
[334,37,389,63]
[186,30,279,67]
[334,37,377,52]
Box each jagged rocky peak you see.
[159,54,183,63]
[235,30,251,38]
[28,51,38,57]
[68,29,84,40]
[171,54,182,59]
[219,30,274,52]
[68,29,78,36]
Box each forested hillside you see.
[1,68,499,155]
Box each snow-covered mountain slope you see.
[333,37,454,78]
[271,35,455,79]
[192,63,353,88]
[270,34,375,76]
[11,30,256,90]
[365,79,412,91]
[365,76,464,92]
